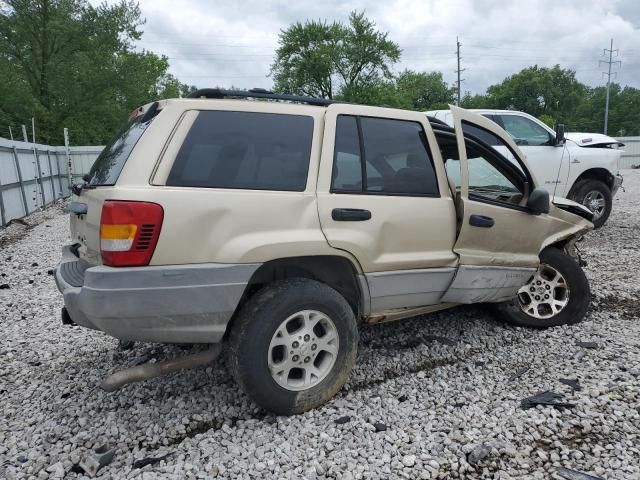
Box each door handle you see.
[332,208,371,222]
[469,214,494,228]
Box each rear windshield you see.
[167,111,314,191]
[88,117,152,186]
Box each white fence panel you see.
[0,137,104,227]
[616,137,640,169]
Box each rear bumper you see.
[54,245,260,343]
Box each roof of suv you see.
[183,88,450,130]
[187,88,337,106]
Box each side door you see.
[494,113,572,197]
[317,104,458,312]
[441,106,563,304]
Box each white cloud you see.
[105,0,640,93]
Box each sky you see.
[102,0,640,94]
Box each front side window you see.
[499,115,553,146]
[465,141,524,204]
[462,122,501,146]
[167,111,314,191]
[331,115,439,196]
[438,131,525,207]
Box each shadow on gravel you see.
[345,305,522,392]
[593,294,640,319]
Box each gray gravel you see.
[1,172,639,480]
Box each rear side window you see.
[167,111,314,191]
[89,119,151,186]
[332,115,439,196]
[332,116,362,191]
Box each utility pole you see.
[455,36,465,106]
[599,38,621,135]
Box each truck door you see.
[317,104,458,312]
[441,106,562,304]
[493,113,571,197]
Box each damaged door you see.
[441,106,555,303]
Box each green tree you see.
[271,11,401,101]
[537,114,555,128]
[0,0,193,144]
[571,84,640,136]
[338,79,407,108]
[484,65,586,122]
[395,70,454,111]
[460,91,492,109]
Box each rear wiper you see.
[70,174,96,196]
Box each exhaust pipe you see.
[100,344,222,392]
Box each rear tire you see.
[227,278,358,415]
[495,248,590,328]
[572,179,612,228]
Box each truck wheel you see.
[494,247,590,328]
[226,278,358,415]
[572,180,612,228]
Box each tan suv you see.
[55,89,594,415]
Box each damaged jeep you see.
[55,90,593,415]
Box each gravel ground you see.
[1,172,639,480]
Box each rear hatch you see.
[70,103,159,265]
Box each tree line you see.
[270,11,640,136]
[0,0,193,145]
[1,3,638,146]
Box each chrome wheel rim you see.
[517,264,570,319]
[582,190,606,220]
[268,310,339,391]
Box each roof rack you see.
[186,88,336,106]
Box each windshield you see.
[88,118,152,186]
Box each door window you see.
[498,115,553,146]
[465,141,524,205]
[462,122,501,146]
[438,132,525,207]
[331,115,439,196]
[332,116,362,192]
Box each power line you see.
[599,38,621,135]
[455,36,465,105]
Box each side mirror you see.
[527,187,550,215]
[554,123,566,146]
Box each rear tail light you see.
[100,201,164,267]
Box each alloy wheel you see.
[517,264,570,319]
[268,310,339,391]
[582,190,606,220]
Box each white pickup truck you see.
[426,109,624,227]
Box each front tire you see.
[495,248,590,328]
[572,179,612,228]
[227,278,358,415]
